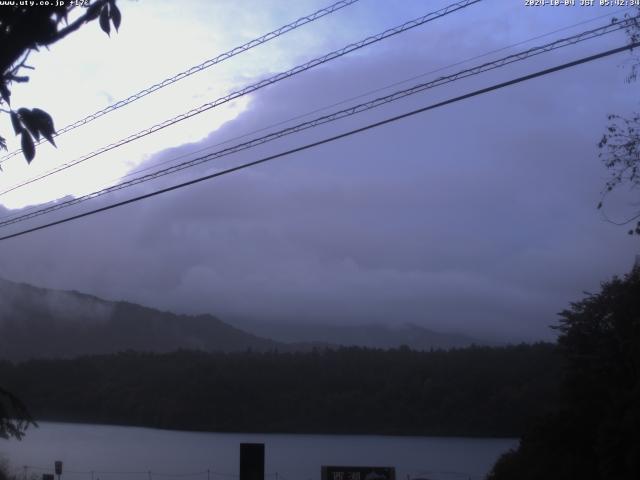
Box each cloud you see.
[0,6,638,342]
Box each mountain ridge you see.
[228,317,490,350]
[0,277,281,361]
[1,277,489,361]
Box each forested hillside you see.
[0,344,561,437]
[0,278,280,360]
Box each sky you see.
[0,0,639,342]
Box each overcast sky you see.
[0,0,638,342]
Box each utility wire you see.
[22,467,149,475]
[82,6,639,189]
[0,18,633,229]
[0,0,362,165]
[0,3,626,218]
[0,41,636,243]
[0,0,481,197]
[151,472,209,477]
[11,0,623,177]
[21,467,219,476]
[91,6,639,184]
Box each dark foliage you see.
[0,0,123,440]
[0,344,561,438]
[0,459,10,480]
[488,268,640,480]
[598,7,640,234]
[0,0,121,163]
[0,386,34,440]
[598,110,640,235]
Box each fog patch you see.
[0,277,113,326]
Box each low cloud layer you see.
[0,10,638,342]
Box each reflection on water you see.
[0,422,516,480]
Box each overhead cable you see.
[0,0,482,196]
[0,18,633,229]
[0,0,362,165]
[107,6,638,184]
[0,41,636,243]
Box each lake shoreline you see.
[1,422,517,480]
[24,417,522,440]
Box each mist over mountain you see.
[0,277,280,361]
[1,277,493,361]
[230,318,489,350]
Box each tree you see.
[0,0,122,440]
[0,386,34,440]
[0,0,121,164]
[488,266,640,480]
[598,8,640,235]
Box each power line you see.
[8,3,623,227]
[90,6,639,187]
[0,41,636,243]
[0,0,362,165]
[1,3,626,217]
[0,0,481,197]
[0,18,633,230]
[150,472,210,478]
[11,1,623,181]
[21,467,230,478]
[96,7,639,181]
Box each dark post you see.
[240,443,265,480]
[54,462,63,480]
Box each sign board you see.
[43,475,55,480]
[321,466,395,480]
[54,462,63,476]
[240,443,264,480]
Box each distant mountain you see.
[0,277,281,361]
[228,318,489,350]
[0,277,489,361]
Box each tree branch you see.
[47,0,108,44]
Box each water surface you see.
[0,422,516,480]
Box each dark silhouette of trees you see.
[598,8,640,235]
[0,0,121,164]
[0,386,33,440]
[0,344,562,437]
[492,12,640,476]
[488,267,640,480]
[0,0,122,440]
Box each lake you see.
[0,423,516,480]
